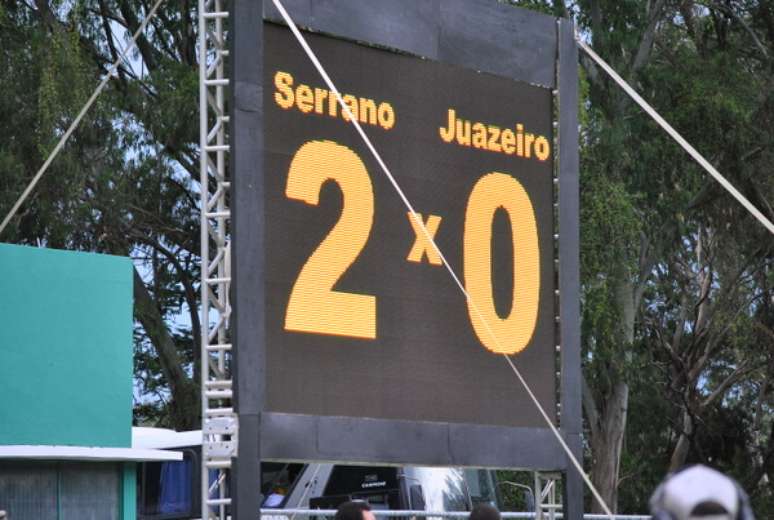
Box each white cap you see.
[651,465,739,519]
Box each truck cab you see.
[133,428,501,519]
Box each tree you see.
[575,0,674,511]
[0,0,201,429]
[575,0,774,513]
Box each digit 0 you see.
[284,140,376,339]
[463,172,540,354]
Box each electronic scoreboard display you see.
[262,23,557,428]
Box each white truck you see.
[133,428,501,520]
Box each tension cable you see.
[271,1,616,517]
[0,0,166,237]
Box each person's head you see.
[335,500,375,520]
[469,504,501,520]
[649,465,755,520]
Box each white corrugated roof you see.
[131,426,201,449]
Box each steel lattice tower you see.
[199,0,235,518]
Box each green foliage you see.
[502,0,560,17]
[580,169,641,282]
[37,18,90,153]
[495,471,537,511]
[574,0,774,514]
[615,341,673,511]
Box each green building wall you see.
[0,244,133,448]
[121,463,137,520]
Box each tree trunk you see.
[586,271,638,514]
[133,268,200,429]
[590,381,630,514]
[669,410,693,472]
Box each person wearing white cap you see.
[649,465,755,520]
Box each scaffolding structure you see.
[195,4,569,520]
[534,473,562,520]
[199,0,236,518]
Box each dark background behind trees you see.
[1,0,772,514]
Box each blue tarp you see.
[159,460,192,514]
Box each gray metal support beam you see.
[231,0,265,518]
[558,17,583,520]
[263,0,558,88]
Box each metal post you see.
[199,0,236,518]
[557,15,583,520]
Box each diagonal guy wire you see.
[0,0,166,237]
[271,1,616,518]
[577,37,774,236]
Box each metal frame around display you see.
[218,1,583,519]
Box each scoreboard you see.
[229,2,583,517]
[262,23,557,428]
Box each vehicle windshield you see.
[311,465,471,513]
[404,467,471,512]
[464,469,499,507]
[261,462,306,507]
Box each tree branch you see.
[98,0,128,85]
[700,362,755,409]
[701,1,769,61]
[117,0,158,70]
[631,0,667,74]
[133,266,199,428]
[131,232,201,352]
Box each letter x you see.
[406,212,443,265]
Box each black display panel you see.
[262,23,556,428]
